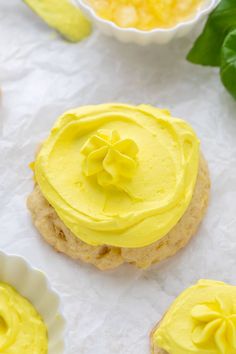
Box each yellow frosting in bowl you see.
[0,282,47,353]
[153,280,236,354]
[34,103,199,248]
[87,0,204,30]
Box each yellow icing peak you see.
[153,280,236,354]
[191,296,236,354]
[80,129,138,190]
[34,103,199,248]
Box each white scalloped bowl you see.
[76,0,218,45]
[0,251,65,354]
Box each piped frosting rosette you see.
[34,104,200,248]
[153,280,236,354]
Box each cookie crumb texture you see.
[151,323,168,354]
[27,156,210,270]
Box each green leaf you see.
[187,0,236,67]
[23,0,92,42]
[221,29,236,99]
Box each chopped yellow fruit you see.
[114,5,138,28]
[88,0,203,30]
[24,0,91,42]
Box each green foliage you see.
[187,0,236,100]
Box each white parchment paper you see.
[1,2,236,353]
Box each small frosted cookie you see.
[151,279,236,354]
[27,104,210,270]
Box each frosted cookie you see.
[151,279,236,354]
[27,104,210,270]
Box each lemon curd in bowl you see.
[0,251,65,354]
[0,282,47,353]
[86,0,204,31]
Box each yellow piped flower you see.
[81,129,139,189]
[191,295,236,354]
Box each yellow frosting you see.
[87,0,203,30]
[0,282,48,353]
[153,280,236,354]
[80,129,139,193]
[34,103,199,248]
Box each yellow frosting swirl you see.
[34,104,199,248]
[0,282,48,353]
[153,280,236,354]
[81,129,138,192]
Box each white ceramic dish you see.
[76,0,219,45]
[0,251,65,354]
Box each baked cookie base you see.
[150,322,168,354]
[27,155,210,270]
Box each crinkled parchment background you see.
[1,1,236,353]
